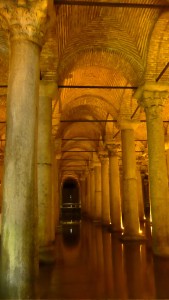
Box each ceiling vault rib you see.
[54,1,169,9]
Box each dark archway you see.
[61,178,81,221]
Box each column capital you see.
[0,1,51,46]
[106,143,120,156]
[98,151,109,162]
[135,81,169,109]
[118,118,139,131]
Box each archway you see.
[61,178,81,222]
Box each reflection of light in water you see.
[70,228,72,233]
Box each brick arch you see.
[62,95,118,119]
[146,11,169,81]
[58,47,144,87]
[58,15,145,85]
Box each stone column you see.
[90,166,95,220]
[0,162,4,212]
[38,81,56,248]
[120,120,144,240]
[54,156,61,228]
[86,171,91,217]
[137,166,145,222]
[136,82,169,256]
[99,152,111,226]
[0,2,50,298]
[108,148,123,232]
[94,162,102,221]
[80,174,86,216]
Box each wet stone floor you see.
[39,219,169,299]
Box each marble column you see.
[80,175,86,216]
[108,149,123,231]
[86,172,91,217]
[137,166,145,222]
[90,166,96,220]
[94,163,102,221]
[136,82,169,256]
[38,81,56,248]
[100,152,111,226]
[120,120,144,240]
[0,162,4,212]
[54,157,61,228]
[0,2,50,298]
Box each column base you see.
[120,233,146,242]
[39,245,56,265]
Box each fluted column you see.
[100,152,111,226]
[136,82,169,256]
[94,162,102,221]
[108,148,122,231]
[0,2,50,298]
[120,119,144,240]
[38,81,56,247]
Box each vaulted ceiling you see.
[0,0,169,181]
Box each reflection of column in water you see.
[95,226,105,297]
[123,243,145,299]
[90,225,98,272]
[102,230,114,298]
[154,256,169,299]
[140,244,156,299]
[112,236,127,299]
[80,221,90,263]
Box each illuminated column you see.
[86,171,91,217]
[108,148,123,231]
[80,174,86,215]
[100,152,111,226]
[137,165,145,221]
[94,162,102,221]
[136,82,169,256]
[90,166,96,220]
[0,162,4,212]
[0,2,50,298]
[120,119,144,240]
[38,81,56,247]
[165,138,169,183]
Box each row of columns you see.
[0,2,169,298]
[80,140,144,239]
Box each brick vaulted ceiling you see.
[0,0,169,180]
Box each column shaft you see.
[38,81,56,247]
[137,168,145,221]
[90,168,95,219]
[94,165,102,221]
[146,106,169,255]
[1,40,39,296]
[121,128,141,238]
[109,154,122,231]
[101,157,111,225]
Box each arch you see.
[146,11,169,81]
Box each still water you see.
[39,220,169,299]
